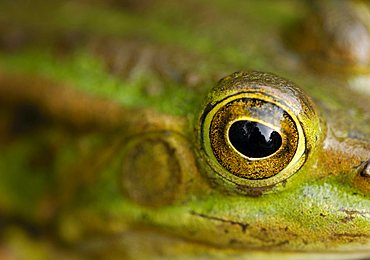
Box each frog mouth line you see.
[189,210,370,250]
[189,210,294,247]
[189,210,249,233]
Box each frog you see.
[0,0,369,259]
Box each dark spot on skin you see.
[10,103,50,135]
[280,179,288,187]
[275,240,289,247]
[319,213,326,217]
[235,183,276,197]
[190,211,249,233]
[333,233,369,238]
[140,213,149,220]
[340,211,356,223]
[229,239,242,245]
[338,208,370,223]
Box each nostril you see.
[360,160,370,178]
[352,159,370,195]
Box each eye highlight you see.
[199,71,322,191]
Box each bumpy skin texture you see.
[0,0,369,259]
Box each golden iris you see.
[199,71,322,190]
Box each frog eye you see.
[199,71,322,192]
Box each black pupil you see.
[228,120,282,158]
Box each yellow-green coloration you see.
[0,0,369,259]
[199,71,322,190]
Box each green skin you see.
[0,0,369,258]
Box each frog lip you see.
[72,228,370,257]
[189,210,250,233]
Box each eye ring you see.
[199,71,322,191]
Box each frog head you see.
[1,70,369,259]
[94,70,368,256]
[1,68,368,258]
[0,1,369,259]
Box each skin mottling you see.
[0,0,369,258]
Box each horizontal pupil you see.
[228,120,282,158]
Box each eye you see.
[199,71,322,191]
[210,97,299,180]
